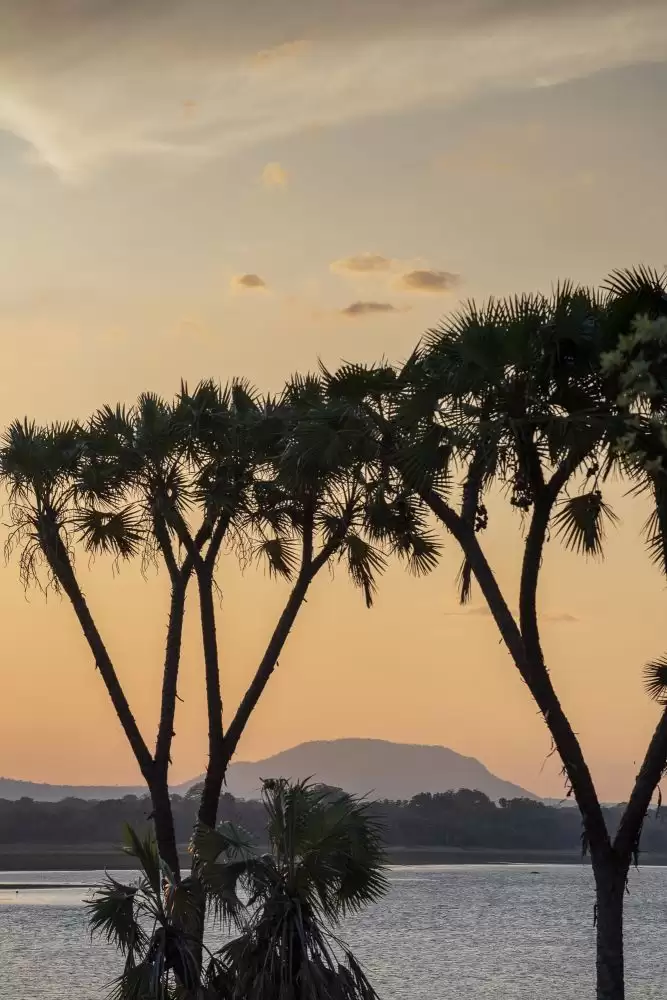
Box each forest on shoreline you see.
[2,788,667,857]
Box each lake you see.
[0,865,666,998]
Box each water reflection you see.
[0,865,665,999]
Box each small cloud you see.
[396,269,461,294]
[261,162,288,188]
[331,253,394,275]
[340,301,400,318]
[101,327,127,344]
[443,604,578,623]
[177,317,208,339]
[252,39,312,67]
[544,611,579,623]
[231,273,267,291]
[443,605,496,618]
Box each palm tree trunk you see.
[219,571,312,779]
[152,579,188,882]
[594,859,627,1000]
[196,567,225,829]
[423,486,611,842]
[43,525,182,877]
[150,773,181,878]
[43,527,154,779]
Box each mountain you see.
[0,777,146,802]
[0,739,539,803]
[180,739,540,802]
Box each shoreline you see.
[1,844,667,870]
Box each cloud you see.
[331,253,394,275]
[340,300,399,318]
[442,605,493,618]
[0,1,665,178]
[261,161,288,187]
[252,39,312,67]
[443,605,578,623]
[177,317,208,339]
[396,269,460,293]
[231,273,267,291]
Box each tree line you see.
[3,266,667,998]
[3,788,667,855]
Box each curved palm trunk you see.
[188,528,327,984]
[420,486,667,1000]
[196,568,314,828]
[219,572,313,773]
[194,504,332,829]
[42,524,182,879]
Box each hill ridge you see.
[0,738,539,803]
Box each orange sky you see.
[0,0,666,800]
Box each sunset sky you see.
[1,0,667,800]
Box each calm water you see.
[0,865,666,999]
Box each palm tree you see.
[174,373,439,832]
[0,403,193,875]
[0,376,436,888]
[89,778,387,999]
[316,270,667,1000]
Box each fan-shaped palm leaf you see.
[75,506,144,559]
[254,536,298,580]
[644,655,667,704]
[88,876,146,958]
[341,533,386,608]
[552,491,618,557]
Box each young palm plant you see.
[89,778,387,1000]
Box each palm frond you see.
[75,506,144,559]
[644,655,667,704]
[640,473,667,577]
[0,418,82,494]
[191,821,255,865]
[254,536,298,580]
[456,557,473,604]
[106,963,156,1000]
[321,360,397,405]
[552,491,618,557]
[603,266,667,301]
[342,534,386,608]
[88,876,146,957]
[122,824,164,895]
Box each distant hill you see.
[180,739,539,802]
[0,739,539,803]
[0,777,145,802]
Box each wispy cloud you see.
[396,269,460,293]
[251,39,312,67]
[231,273,267,291]
[1,1,664,178]
[331,253,395,275]
[443,605,579,623]
[261,161,288,188]
[340,300,400,318]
